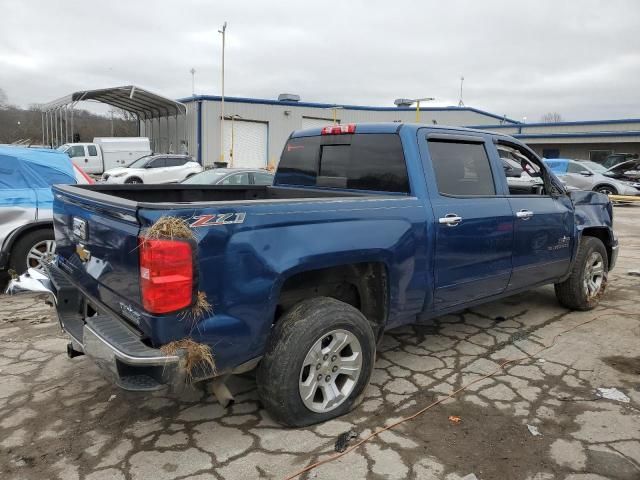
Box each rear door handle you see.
[438,213,462,226]
[516,209,534,220]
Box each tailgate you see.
[52,185,142,315]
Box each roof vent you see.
[278,93,300,102]
[394,98,414,107]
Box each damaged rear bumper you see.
[6,261,184,391]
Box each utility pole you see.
[458,76,465,107]
[190,68,196,96]
[218,21,227,164]
[412,97,435,122]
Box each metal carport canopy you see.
[41,85,186,118]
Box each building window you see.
[542,148,560,159]
[589,150,612,163]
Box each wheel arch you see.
[580,226,614,268]
[2,221,54,257]
[272,261,389,339]
[592,183,618,194]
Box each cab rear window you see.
[275,134,410,193]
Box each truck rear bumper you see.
[6,262,185,391]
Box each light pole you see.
[323,106,343,125]
[411,97,435,122]
[458,76,465,107]
[190,68,196,96]
[218,21,227,164]
[230,114,241,167]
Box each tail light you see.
[321,123,356,135]
[139,238,193,314]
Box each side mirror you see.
[579,170,593,176]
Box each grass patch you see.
[161,338,216,382]
[143,216,195,241]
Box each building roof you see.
[41,85,186,119]
[179,94,519,124]
[468,118,640,129]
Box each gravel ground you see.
[0,206,638,480]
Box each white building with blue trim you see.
[175,95,519,168]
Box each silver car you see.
[544,159,640,196]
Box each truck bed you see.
[58,184,371,209]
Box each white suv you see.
[102,154,202,184]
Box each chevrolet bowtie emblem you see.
[76,244,91,262]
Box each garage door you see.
[223,120,268,168]
[301,117,336,130]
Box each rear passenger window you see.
[147,158,166,168]
[166,157,185,167]
[428,140,496,196]
[277,134,409,193]
[87,145,98,156]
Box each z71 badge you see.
[190,212,246,227]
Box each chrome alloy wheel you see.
[583,251,605,298]
[298,329,363,413]
[27,239,56,271]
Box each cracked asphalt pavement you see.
[1,206,639,480]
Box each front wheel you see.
[257,297,375,427]
[595,185,617,195]
[555,236,608,310]
[125,177,143,184]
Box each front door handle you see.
[438,213,462,226]
[516,209,534,220]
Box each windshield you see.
[127,155,153,168]
[182,169,231,184]
[581,161,607,173]
[57,145,70,153]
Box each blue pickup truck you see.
[10,123,618,426]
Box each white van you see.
[57,137,151,174]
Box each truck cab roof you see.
[290,122,514,140]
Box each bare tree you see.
[541,112,563,123]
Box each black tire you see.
[554,236,608,310]
[125,177,143,184]
[594,185,617,195]
[9,228,55,274]
[257,297,376,427]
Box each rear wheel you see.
[554,236,608,310]
[125,177,143,184]
[257,297,375,427]
[595,185,617,195]
[9,229,56,274]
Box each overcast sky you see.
[2,0,639,122]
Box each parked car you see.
[181,168,274,186]
[0,146,78,275]
[58,137,151,174]
[601,158,640,181]
[9,123,618,427]
[101,154,202,184]
[72,164,96,185]
[598,152,639,170]
[544,158,640,196]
